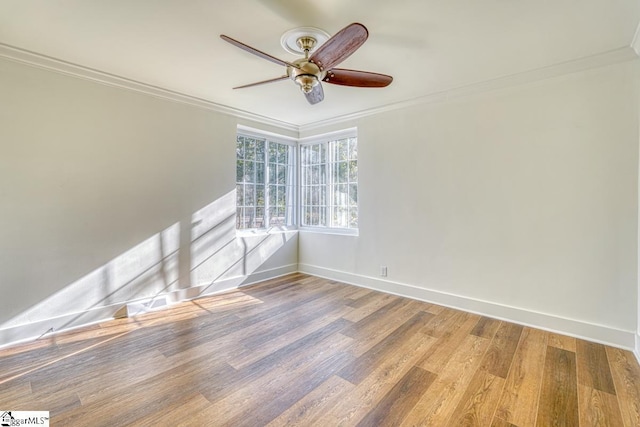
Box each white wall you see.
[300,61,640,348]
[1,53,638,350]
[0,57,297,346]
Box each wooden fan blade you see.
[309,23,368,71]
[323,68,393,87]
[233,76,289,89]
[220,35,299,69]
[304,83,324,105]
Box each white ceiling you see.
[1,0,639,127]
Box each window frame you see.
[236,126,297,234]
[298,128,359,236]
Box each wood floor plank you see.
[345,290,382,308]
[536,346,579,426]
[266,375,356,427]
[548,332,577,352]
[606,346,640,427]
[198,318,353,404]
[225,350,355,427]
[495,327,548,427]
[342,293,398,322]
[343,300,429,357]
[227,304,355,369]
[471,316,502,339]
[421,306,465,338]
[491,418,518,427]
[578,384,624,427]
[199,332,355,426]
[315,324,438,426]
[480,321,524,379]
[341,298,412,337]
[448,368,506,426]
[355,366,437,427]
[337,311,434,384]
[417,311,480,373]
[401,334,491,426]
[238,284,355,349]
[131,392,212,426]
[2,273,640,427]
[576,339,616,395]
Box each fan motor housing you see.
[287,59,324,80]
[287,59,326,93]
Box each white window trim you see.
[237,124,297,146]
[236,126,297,234]
[235,126,359,236]
[298,127,358,235]
[298,127,358,145]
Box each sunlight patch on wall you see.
[3,223,180,329]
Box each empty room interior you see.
[2,1,640,426]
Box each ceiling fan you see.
[220,23,393,105]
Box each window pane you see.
[313,144,321,164]
[338,139,349,161]
[236,160,244,182]
[236,137,245,159]
[256,162,265,184]
[256,186,265,207]
[336,207,349,228]
[277,187,286,207]
[269,143,278,163]
[278,143,288,164]
[277,165,286,185]
[349,183,358,205]
[236,134,296,230]
[349,138,357,160]
[349,160,358,182]
[349,208,358,228]
[256,139,265,160]
[244,184,255,205]
[255,207,265,228]
[236,207,244,229]
[269,163,276,184]
[244,161,255,182]
[334,184,347,205]
[245,138,256,161]
[236,184,244,206]
[298,136,356,230]
[244,207,255,228]
[303,206,312,226]
[311,165,319,184]
[338,161,348,183]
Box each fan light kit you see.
[220,23,393,105]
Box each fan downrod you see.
[296,36,317,58]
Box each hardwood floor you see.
[1,273,639,426]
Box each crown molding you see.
[0,43,299,133]
[1,43,637,137]
[299,46,640,133]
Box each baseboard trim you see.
[298,263,636,351]
[0,264,298,349]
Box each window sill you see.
[299,227,359,237]
[235,226,298,237]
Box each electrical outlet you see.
[380,266,388,277]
